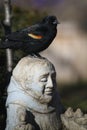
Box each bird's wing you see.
[6,24,48,42]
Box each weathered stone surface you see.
[5,56,63,130]
[61,107,87,130]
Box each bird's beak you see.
[57,21,60,24]
[57,20,60,24]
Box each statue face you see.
[26,64,56,104]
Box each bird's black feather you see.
[0,16,59,54]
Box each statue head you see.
[13,56,57,104]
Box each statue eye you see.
[40,74,49,82]
[40,77,47,82]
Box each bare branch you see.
[6,49,13,72]
[3,0,13,72]
[4,0,11,26]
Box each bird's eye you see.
[52,20,58,25]
[40,74,49,82]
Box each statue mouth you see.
[45,89,53,95]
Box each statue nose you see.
[46,76,53,88]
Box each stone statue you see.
[5,56,87,130]
[5,56,63,130]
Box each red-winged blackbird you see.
[0,16,59,55]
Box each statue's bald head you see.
[13,56,55,84]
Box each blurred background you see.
[0,0,87,129]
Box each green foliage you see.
[59,82,87,113]
[0,11,4,37]
[12,6,47,31]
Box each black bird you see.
[0,16,59,55]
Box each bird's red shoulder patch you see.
[28,33,43,39]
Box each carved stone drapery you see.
[5,56,63,130]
